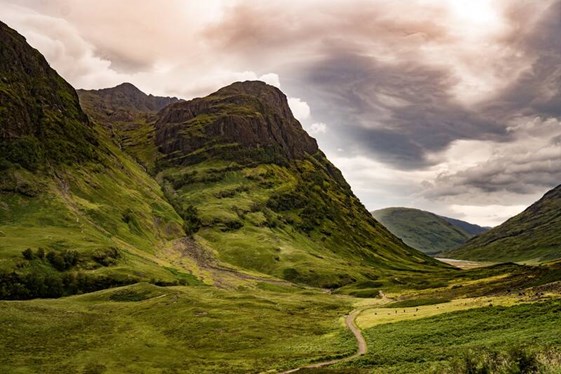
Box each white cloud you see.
[258,73,280,88]
[449,204,527,227]
[287,97,310,121]
[309,122,327,134]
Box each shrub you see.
[36,247,45,259]
[182,205,202,236]
[21,248,34,260]
[46,249,79,271]
[92,247,120,267]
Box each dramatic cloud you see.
[2,0,560,226]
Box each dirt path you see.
[280,308,367,373]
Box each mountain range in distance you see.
[371,207,490,256]
[374,183,561,265]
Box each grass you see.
[158,158,450,289]
[343,298,561,373]
[0,283,355,373]
[0,122,191,297]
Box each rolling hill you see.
[443,185,561,262]
[372,207,489,255]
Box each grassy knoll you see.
[0,283,355,374]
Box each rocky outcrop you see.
[155,81,318,164]
[78,83,180,123]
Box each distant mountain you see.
[77,83,179,122]
[443,185,561,262]
[440,216,490,236]
[372,207,489,255]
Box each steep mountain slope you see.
[77,84,179,172]
[153,81,447,288]
[372,207,488,255]
[444,185,561,262]
[0,21,196,299]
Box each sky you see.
[2,0,561,226]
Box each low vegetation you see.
[0,283,355,373]
[343,299,561,373]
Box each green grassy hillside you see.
[347,299,561,373]
[444,185,561,262]
[372,207,487,255]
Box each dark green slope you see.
[444,185,561,262]
[153,81,447,288]
[0,21,196,299]
[372,207,488,255]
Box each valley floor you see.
[2,262,561,373]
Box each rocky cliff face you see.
[155,81,318,165]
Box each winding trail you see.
[280,308,367,373]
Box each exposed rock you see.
[78,82,180,124]
[155,81,318,164]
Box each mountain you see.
[0,19,446,301]
[0,21,194,299]
[372,207,489,255]
[150,81,447,288]
[78,83,179,121]
[443,185,561,262]
[77,84,180,172]
[0,21,96,170]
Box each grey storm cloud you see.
[288,53,508,169]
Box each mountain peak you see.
[156,81,318,165]
[112,82,145,94]
[214,80,280,96]
[78,82,180,122]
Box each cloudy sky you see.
[2,0,561,226]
